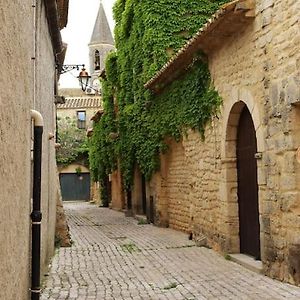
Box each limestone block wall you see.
[150,125,222,239]
[148,0,300,285]
[0,1,62,299]
[161,140,191,232]
[208,0,300,284]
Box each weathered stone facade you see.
[0,1,68,299]
[140,0,300,286]
[57,89,102,129]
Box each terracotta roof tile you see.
[57,97,103,109]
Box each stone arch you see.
[221,88,264,158]
[220,88,265,254]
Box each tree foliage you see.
[56,117,89,166]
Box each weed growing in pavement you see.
[137,218,148,225]
[121,242,141,254]
[163,282,178,290]
[224,253,232,260]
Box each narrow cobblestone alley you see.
[41,202,300,300]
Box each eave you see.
[144,0,255,94]
[44,0,63,55]
[57,0,69,29]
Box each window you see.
[77,111,86,129]
[95,50,100,70]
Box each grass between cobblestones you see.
[120,242,141,253]
[163,282,178,290]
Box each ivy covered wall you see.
[89,0,228,192]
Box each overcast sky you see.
[59,0,116,88]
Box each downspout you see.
[30,110,44,300]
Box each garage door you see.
[59,173,90,201]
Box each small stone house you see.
[140,0,300,285]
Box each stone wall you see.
[131,167,143,215]
[0,1,63,298]
[90,181,101,205]
[209,0,300,284]
[111,166,125,211]
[57,106,100,129]
[146,0,300,285]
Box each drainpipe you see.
[30,110,44,300]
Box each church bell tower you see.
[88,0,114,94]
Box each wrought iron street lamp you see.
[56,64,92,92]
[77,68,91,92]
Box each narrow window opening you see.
[95,50,100,70]
[77,111,86,129]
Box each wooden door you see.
[237,106,260,259]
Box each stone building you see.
[88,0,114,93]
[58,88,102,129]
[0,0,69,299]
[57,88,102,201]
[141,0,300,285]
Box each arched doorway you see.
[236,106,260,259]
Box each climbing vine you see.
[89,0,228,190]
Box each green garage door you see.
[59,173,90,201]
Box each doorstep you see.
[229,253,263,274]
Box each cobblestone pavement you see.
[41,202,300,300]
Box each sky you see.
[59,0,116,88]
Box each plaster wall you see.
[58,164,89,174]
[0,1,61,298]
[0,1,33,298]
[57,107,99,129]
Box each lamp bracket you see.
[56,64,85,74]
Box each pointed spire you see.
[90,1,114,45]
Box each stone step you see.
[229,253,263,274]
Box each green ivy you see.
[89,0,228,190]
[88,79,118,204]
